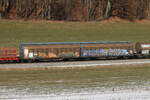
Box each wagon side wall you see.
[80,43,135,58]
[0,47,17,58]
[19,44,81,60]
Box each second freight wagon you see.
[19,41,137,61]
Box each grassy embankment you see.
[0,20,150,47]
[0,65,150,88]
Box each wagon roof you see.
[20,41,132,46]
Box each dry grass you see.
[0,64,150,87]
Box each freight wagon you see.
[19,41,137,62]
[0,47,19,63]
[136,43,150,57]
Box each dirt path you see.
[0,59,150,70]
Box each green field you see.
[0,20,150,47]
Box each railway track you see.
[0,59,150,69]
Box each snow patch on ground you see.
[1,89,150,100]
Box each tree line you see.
[0,0,150,21]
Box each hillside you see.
[0,0,150,21]
[0,19,150,47]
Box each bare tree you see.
[0,0,150,20]
[105,0,111,18]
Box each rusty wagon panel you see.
[20,43,81,59]
[0,47,19,62]
[0,47,17,58]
